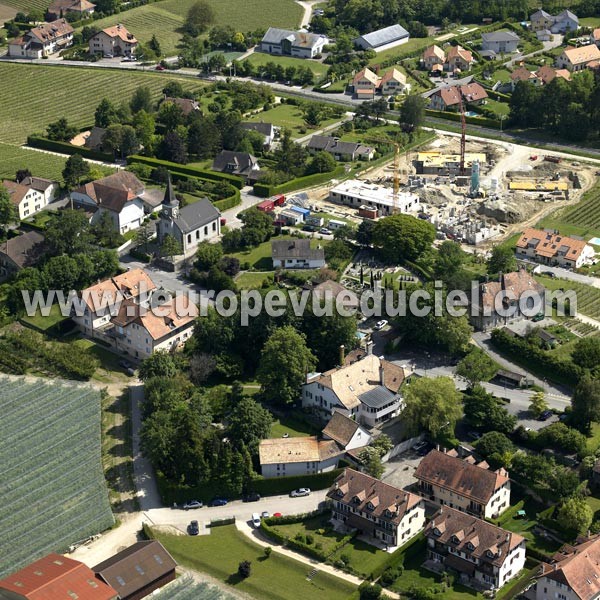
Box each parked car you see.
[183,500,203,510]
[374,319,388,330]
[243,492,261,503]
[319,227,332,235]
[103,53,113,58]
[302,225,316,232]
[467,431,481,441]
[538,410,553,421]
[188,520,199,535]
[413,441,428,453]
[155,64,166,70]
[290,488,311,498]
[209,497,228,506]
[261,511,270,519]
[415,441,433,456]
[541,270,556,278]
[251,513,261,528]
[273,512,283,518]
[119,359,132,370]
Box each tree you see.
[372,214,435,263]
[158,131,188,164]
[46,117,77,141]
[102,124,124,159]
[476,431,515,468]
[557,497,593,533]
[62,154,90,188]
[15,168,31,183]
[130,86,153,114]
[136,222,154,253]
[237,560,252,579]
[158,101,185,131]
[257,326,317,406]
[529,391,549,419]
[571,372,600,434]
[463,385,517,435]
[45,209,93,256]
[274,128,307,177]
[149,34,162,57]
[184,0,215,36]
[195,241,223,270]
[139,352,179,381]
[359,446,384,478]
[133,110,156,152]
[572,337,600,370]
[456,348,497,388]
[306,151,337,174]
[402,376,462,438]
[95,98,119,128]
[92,211,121,247]
[359,582,382,600]
[43,255,81,291]
[433,240,464,282]
[399,94,426,131]
[333,225,355,241]
[121,125,141,157]
[160,234,183,260]
[487,245,517,275]
[356,219,374,246]
[0,185,19,238]
[227,397,272,452]
[302,103,323,127]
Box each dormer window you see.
[467,542,474,551]
[336,489,344,497]
[367,502,374,511]
[486,549,495,558]
[451,535,460,544]
[352,495,361,504]
[433,527,442,537]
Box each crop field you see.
[0,142,69,180]
[0,0,47,12]
[536,275,600,321]
[155,576,236,600]
[89,0,303,58]
[0,377,114,578]
[0,63,206,144]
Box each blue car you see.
[210,498,228,506]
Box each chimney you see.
[379,363,385,385]
[366,341,373,355]
[339,344,345,365]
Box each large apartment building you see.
[327,468,425,550]
[414,449,511,519]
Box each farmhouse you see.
[516,227,595,268]
[271,238,325,269]
[71,171,147,233]
[157,178,221,255]
[211,150,260,181]
[329,179,420,216]
[531,9,579,33]
[424,507,526,590]
[2,176,56,219]
[259,436,343,478]
[0,230,45,281]
[422,45,446,71]
[354,24,410,53]
[302,348,406,426]
[0,553,118,600]
[307,135,375,161]
[446,45,474,72]
[241,122,278,149]
[428,82,488,111]
[470,268,546,331]
[47,0,95,21]
[414,449,511,519]
[93,540,177,600]
[556,44,600,72]
[531,534,600,600]
[8,19,74,59]
[89,24,138,57]
[322,410,372,451]
[327,468,425,550]
[481,31,520,55]
[260,27,328,58]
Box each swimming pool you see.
[464,110,479,117]
[589,237,600,246]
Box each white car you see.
[290,488,311,498]
[374,319,388,330]
[183,500,203,510]
[261,511,270,519]
[252,513,261,528]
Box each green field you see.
[243,52,329,79]
[88,0,303,58]
[0,142,69,180]
[270,414,319,438]
[0,63,205,144]
[0,0,47,11]
[152,525,357,600]
[536,275,600,321]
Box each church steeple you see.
[162,175,179,219]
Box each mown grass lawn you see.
[151,525,357,600]
[243,53,329,79]
[235,271,272,289]
[0,63,205,144]
[270,414,319,438]
[20,304,67,332]
[485,99,510,116]
[68,337,131,384]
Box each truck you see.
[544,155,561,164]
[272,194,285,206]
[256,200,275,212]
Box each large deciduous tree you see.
[184,0,215,36]
[372,214,435,263]
[456,348,497,388]
[571,372,600,434]
[62,154,91,188]
[487,245,517,275]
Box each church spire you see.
[163,175,178,207]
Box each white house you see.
[531,9,578,33]
[71,171,147,234]
[271,238,325,269]
[302,349,406,427]
[425,507,526,590]
[556,44,600,72]
[8,19,73,58]
[354,24,410,53]
[2,177,56,220]
[327,468,425,551]
[322,410,372,451]
[47,0,95,21]
[89,24,138,57]
[258,436,343,478]
[157,179,221,256]
[414,449,511,519]
[240,122,278,149]
[481,31,520,55]
[516,227,595,268]
[260,27,328,58]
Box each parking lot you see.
[381,450,423,491]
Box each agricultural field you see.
[0,142,69,180]
[89,0,303,58]
[0,0,47,12]
[242,53,329,79]
[536,275,600,322]
[154,576,237,600]
[0,63,206,144]
[0,377,114,578]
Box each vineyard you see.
[0,142,69,180]
[154,576,236,599]
[0,377,114,578]
[0,63,206,144]
[537,275,600,321]
[0,0,48,11]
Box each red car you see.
[273,512,283,518]
[155,65,165,71]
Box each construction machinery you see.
[458,91,466,176]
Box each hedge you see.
[425,109,501,129]
[27,135,114,162]
[252,468,344,496]
[210,517,236,527]
[127,155,244,189]
[371,533,426,581]
[253,166,346,198]
[214,188,241,211]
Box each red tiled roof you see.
[517,227,587,261]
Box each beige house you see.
[327,468,425,550]
[47,0,95,21]
[446,45,474,72]
[533,534,600,600]
[422,45,446,71]
[258,436,343,478]
[414,449,511,519]
[352,67,381,99]
[530,9,555,31]
[2,177,56,219]
[425,507,526,590]
[556,44,600,72]
[8,19,73,58]
[380,68,408,95]
[89,24,138,57]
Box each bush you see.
[238,560,251,578]
[27,135,113,162]
[264,546,272,558]
[253,166,346,197]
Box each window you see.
[187,234,192,244]
[204,226,208,235]
[196,230,200,239]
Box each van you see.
[252,513,261,528]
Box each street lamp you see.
[500,114,507,132]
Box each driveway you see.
[381,452,422,490]
[531,264,600,289]
[221,186,264,229]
